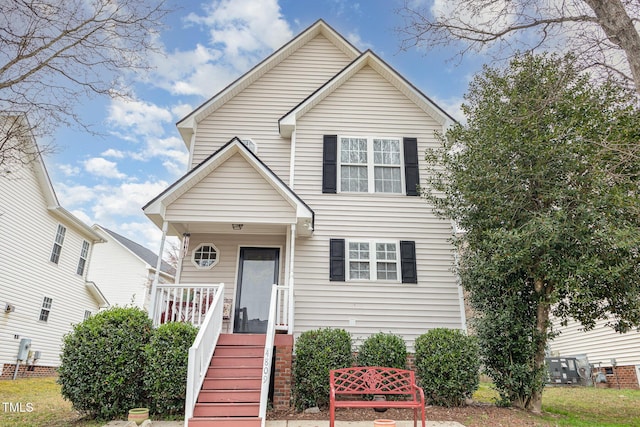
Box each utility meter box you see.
[17,338,31,361]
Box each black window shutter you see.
[403,137,419,196]
[329,238,345,281]
[323,135,338,193]
[400,240,417,283]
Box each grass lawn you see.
[473,382,640,426]
[0,377,101,427]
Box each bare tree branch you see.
[0,0,171,169]
[397,0,640,93]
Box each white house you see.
[0,116,108,379]
[143,20,464,426]
[88,225,175,309]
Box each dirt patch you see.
[269,404,555,427]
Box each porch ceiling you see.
[167,221,289,236]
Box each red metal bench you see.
[329,366,426,427]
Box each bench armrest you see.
[412,383,425,403]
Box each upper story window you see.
[76,240,90,275]
[192,243,220,269]
[39,297,52,322]
[338,136,403,194]
[50,224,66,264]
[347,240,399,281]
[84,310,92,320]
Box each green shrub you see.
[414,328,480,407]
[58,307,153,420]
[144,322,198,415]
[293,328,352,411]
[356,332,407,369]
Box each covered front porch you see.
[142,138,314,426]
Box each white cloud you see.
[102,148,125,158]
[84,157,127,179]
[107,98,173,138]
[56,182,97,206]
[432,95,465,123]
[59,164,80,177]
[172,103,194,121]
[91,180,169,224]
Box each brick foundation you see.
[0,363,57,380]
[273,334,293,409]
[595,365,639,389]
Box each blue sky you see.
[47,0,485,252]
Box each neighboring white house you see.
[88,225,175,309]
[548,320,640,388]
[0,116,108,378]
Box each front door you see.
[234,247,280,333]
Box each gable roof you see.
[175,19,360,147]
[94,225,176,276]
[279,49,457,138]
[143,137,314,236]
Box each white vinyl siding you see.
[0,160,100,367]
[166,153,296,224]
[192,35,354,181]
[291,65,462,351]
[549,318,640,367]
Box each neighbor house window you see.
[84,310,92,320]
[50,225,66,264]
[339,136,402,193]
[39,297,52,322]
[192,243,220,269]
[347,240,399,281]
[76,240,90,275]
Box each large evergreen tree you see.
[424,53,640,412]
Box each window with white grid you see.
[339,136,403,193]
[76,240,90,275]
[347,240,399,281]
[50,224,66,264]
[39,297,52,322]
[191,243,220,269]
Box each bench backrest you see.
[330,367,416,395]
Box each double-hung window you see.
[339,136,402,193]
[39,297,52,322]
[347,240,399,281]
[50,225,66,264]
[76,241,90,275]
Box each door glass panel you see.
[234,248,279,333]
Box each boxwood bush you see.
[293,328,352,411]
[356,332,407,369]
[58,307,153,419]
[414,328,480,407]
[144,322,198,415]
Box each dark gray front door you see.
[234,247,279,333]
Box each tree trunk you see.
[528,278,552,414]
[583,0,640,93]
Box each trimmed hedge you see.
[356,332,407,369]
[293,328,352,411]
[144,322,198,415]
[58,307,153,419]
[414,328,480,407]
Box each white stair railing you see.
[259,284,288,426]
[184,283,225,427]
[152,284,219,327]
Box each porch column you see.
[288,224,295,333]
[149,220,168,323]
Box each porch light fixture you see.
[232,223,243,230]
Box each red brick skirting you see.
[595,365,639,389]
[0,363,58,380]
[273,334,294,409]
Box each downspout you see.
[149,221,168,323]
[452,221,467,333]
[289,129,296,188]
[288,224,296,334]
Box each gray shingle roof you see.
[100,227,176,276]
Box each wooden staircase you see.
[188,333,265,427]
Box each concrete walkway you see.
[103,420,465,427]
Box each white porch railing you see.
[152,284,220,327]
[259,284,288,426]
[183,283,225,427]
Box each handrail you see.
[152,284,219,327]
[184,283,224,427]
[259,284,286,426]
